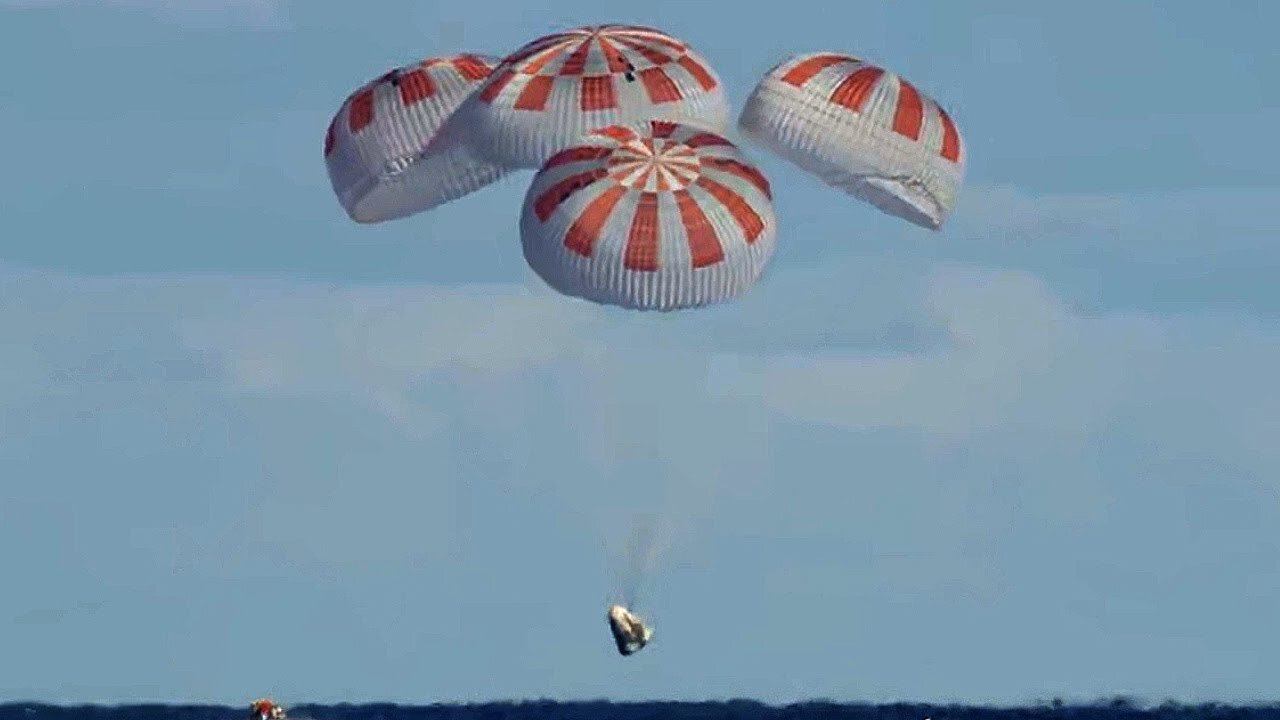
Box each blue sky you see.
[2,0,1279,707]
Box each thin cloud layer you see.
[709,264,1276,437]
[2,250,1278,701]
[1,0,287,28]
[4,254,1276,527]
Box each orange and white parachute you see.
[323,53,507,224]
[738,51,965,230]
[431,25,731,171]
[519,119,776,311]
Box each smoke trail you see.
[604,408,759,619]
[607,459,720,615]
[561,334,771,626]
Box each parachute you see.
[519,119,777,310]
[429,24,732,172]
[738,51,965,230]
[323,53,509,224]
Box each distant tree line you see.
[4,699,1280,720]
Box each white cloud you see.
[952,184,1280,255]
[6,252,1277,482]
[177,279,607,437]
[705,265,1155,437]
[1,0,288,28]
[4,238,1280,700]
[5,250,1277,548]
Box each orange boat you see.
[249,698,286,720]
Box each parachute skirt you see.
[520,197,773,311]
[738,72,964,231]
[330,140,509,224]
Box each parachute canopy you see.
[324,53,508,224]
[431,24,732,172]
[738,51,965,230]
[519,119,777,311]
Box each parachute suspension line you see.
[578,351,636,612]
[621,515,657,610]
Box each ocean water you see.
[4,701,1280,720]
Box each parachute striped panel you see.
[433,25,732,171]
[324,53,507,224]
[738,51,965,230]
[520,120,776,311]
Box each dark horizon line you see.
[4,697,1280,710]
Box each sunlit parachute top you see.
[430,24,732,171]
[519,119,776,311]
[323,53,508,224]
[738,51,965,230]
